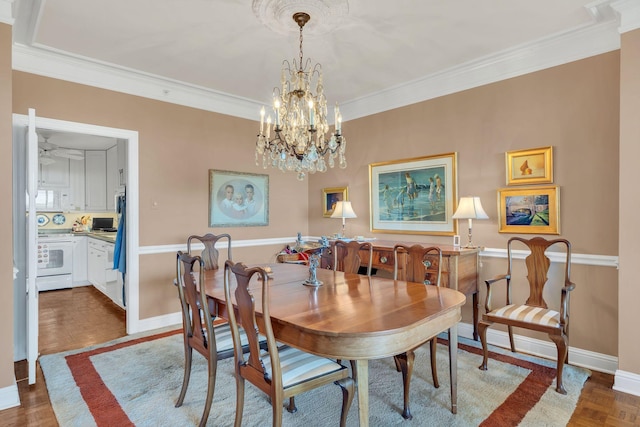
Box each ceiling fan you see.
[39,136,85,164]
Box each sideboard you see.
[321,239,480,340]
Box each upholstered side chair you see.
[224,260,355,427]
[478,236,575,394]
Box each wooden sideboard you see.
[321,239,480,340]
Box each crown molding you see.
[0,0,14,25]
[610,0,640,33]
[11,7,623,123]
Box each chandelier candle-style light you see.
[255,12,346,181]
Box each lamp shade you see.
[331,201,357,219]
[452,197,488,220]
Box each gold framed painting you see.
[369,153,458,235]
[498,186,560,234]
[322,187,348,217]
[505,146,553,186]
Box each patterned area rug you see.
[40,329,590,426]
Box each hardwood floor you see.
[2,286,638,426]
[4,286,126,427]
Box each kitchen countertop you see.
[38,229,118,243]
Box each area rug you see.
[40,329,591,426]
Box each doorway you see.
[12,113,140,376]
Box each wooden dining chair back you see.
[333,240,373,276]
[478,236,575,394]
[224,260,355,427]
[187,233,232,270]
[391,244,443,420]
[174,251,240,427]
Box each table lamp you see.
[452,196,488,248]
[331,201,357,238]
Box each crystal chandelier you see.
[255,12,346,181]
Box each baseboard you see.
[456,322,618,374]
[0,377,20,411]
[131,311,181,334]
[614,369,640,397]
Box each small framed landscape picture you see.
[209,169,269,227]
[323,187,348,217]
[498,185,560,234]
[505,146,553,186]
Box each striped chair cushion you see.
[210,323,265,359]
[262,346,345,388]
[488,304,560,328]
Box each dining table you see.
[200,262,466,426]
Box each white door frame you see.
[14,112,140,383]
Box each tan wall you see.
[12,72,309,323]
[0,23,14,390]
[618,29,640,374]
[309,52,621,356]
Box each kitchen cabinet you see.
[72,235,88,285]
[85,151,107,211]
[69,157,85,211]
[88,238,121,307]
[39,158,70,188]
[117,139,127,186]
[106,146,118,211]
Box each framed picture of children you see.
[369,153,458,235]
[322,187,348,218]
[209,169,269,227]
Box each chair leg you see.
[336,377,355,427]
[175,344,192,407]
[550,333,568,395]
[508,325,516,352]
[272,393,284,427]
[285,396,297,413]
[198,355,217,427]
[349,360,357,383]
[478,320,491,371]
[234,376,245,427]
[394,350,415,420]
[429,338,439,388]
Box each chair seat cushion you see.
[262,346,345,388]
[211,323,265,359]
[488,304,560,328]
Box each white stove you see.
[37,233,74,291]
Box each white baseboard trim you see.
[614,369,640,397]
[456,322,617,374]
[0,377,20,411]
[130,311,181,335]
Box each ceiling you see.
[11,0,621,126]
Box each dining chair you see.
[478,236,575,394]
[333,239,373,276]
[174,251,245,427]
[224,260,355,427]
[187,233,232,270]
[393,243,443,420]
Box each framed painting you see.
[505,146,553,185]
[498,186,559,234]
[369,153,458,235]
[209,169,269,227]
[322,186,348,217]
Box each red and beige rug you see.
[40,329,590,426]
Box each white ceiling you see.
[10,0,625,127]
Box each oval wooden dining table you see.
[201,262,466,426]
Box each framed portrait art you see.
[369,153,458,235]
[498,185,559,234]
[322,187,348,217]
[505,146,553,186]
[209,169,269,227]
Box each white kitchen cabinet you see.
[85,151,107,211]
[69,157,85,211]
[72,235,88,285]
[106,146,118,211]
[39,158,70,188]
[117,139,127,186]
[88,238,121,306]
